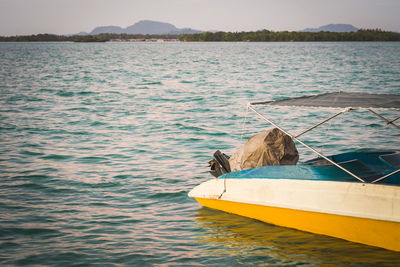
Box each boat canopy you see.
[251,92,400,110]
[244,92,400,184]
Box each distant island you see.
[300,24,359,32]
[179,29,400,42]
[0,21,399,42]
[0,20,201,42]
[71,20,202,36]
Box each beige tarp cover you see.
[229,128,299,172]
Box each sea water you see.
[0,42,400,266]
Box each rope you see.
[240,103,250,144]
[219,102,250,200]
[218,177,227,199]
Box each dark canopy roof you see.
[251,92,400,110]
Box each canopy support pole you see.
[248,104,366,183]
[371,168,400,184]
[388,115,400,124]
[295,108,351,138]
[368,109,400,130]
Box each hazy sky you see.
[0,0,399,35]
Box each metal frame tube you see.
[368,109,400,130]
[295,108,350,138]
[248,105,366,183]
[388,115,400,124]
[371,168,400,184]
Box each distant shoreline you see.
[179,29,400,42]
[1,29,400,42]
[0,33,181,42]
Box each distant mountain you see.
[83,20,202,35]
[125,20,177,34]
[65,31,88,37]
[300,24,358,32]
[169,28,203,35]
[75,31,89,36]
[90,26,123,35]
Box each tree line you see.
[0,33,180,42]
[179,29,400,42]
[0,34,73,42]
[1,29,399,42]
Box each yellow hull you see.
[195,197,400,252]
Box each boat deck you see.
[220,151,400,185]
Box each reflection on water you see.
[195,207,400,266]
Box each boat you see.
[189,92,400,251]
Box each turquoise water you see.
[0,42,400,266]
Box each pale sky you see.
[0,0,399,36]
